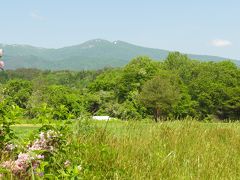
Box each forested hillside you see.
[1,39,239,70]
[0,52,239,121]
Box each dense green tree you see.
[27,85,83,120]
[163,52,200,84]
[3,79,33,108]
[117,56,161,101]
[188,61,240,119]
[219,87,240,119]
[139,75,181,122]
[89,69,123,92]
[163,52,190,71]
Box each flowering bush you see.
[4,143,17,152]
[0,121,85,179]
[1,130,62,178]
[1,153,44,176]
[29,130,62,152]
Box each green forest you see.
[1,52,239,122]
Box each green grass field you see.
[9,120,240,179]
[12,124,41,138]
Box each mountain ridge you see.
[0,39,239,70]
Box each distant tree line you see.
[0,52,239,121]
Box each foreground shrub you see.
[0,102,22,154]
[1,129,63,178]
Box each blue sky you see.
[0,0,239,59]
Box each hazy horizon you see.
[1,0,239,59]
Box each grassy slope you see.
[11,120,240,179]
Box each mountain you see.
[0,39,239,70]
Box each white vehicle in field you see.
[92,116,110,121]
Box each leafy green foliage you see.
[0,53,239,121]
[117,56,161,101]
[0,102,22,152]
[3,79,32,108]
[139,75,181,121]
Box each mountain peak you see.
[74,39,111,49]
[84,39,111,44]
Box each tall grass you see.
[4,119,240,179]
[50,119,240,179]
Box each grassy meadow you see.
[6,120,240,179]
